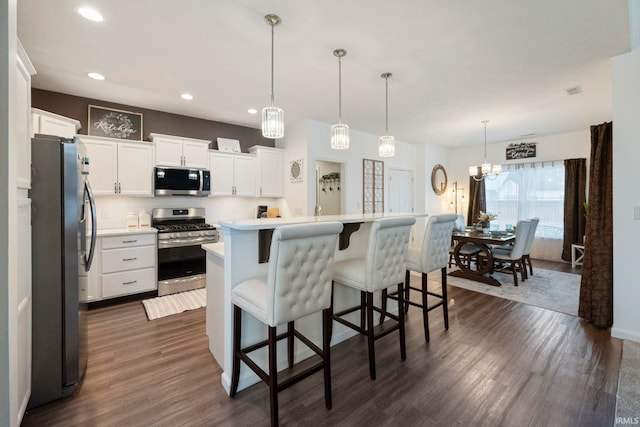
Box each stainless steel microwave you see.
[154,167,210,196]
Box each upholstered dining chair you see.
[490,219,532,286]
[384,214,457,343]
[448,214,481,268]
[229,221,343,427]
[331,216,415,380]
[520,217,539,278]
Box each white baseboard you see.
[612,327,640,344]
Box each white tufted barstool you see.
[385,214,457,343]
[331,216,415,380]
[229,221,343,427]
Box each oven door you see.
[157,244,205,281]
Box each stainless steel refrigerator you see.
[28,134,97,409]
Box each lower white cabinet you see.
[82,231,157,302]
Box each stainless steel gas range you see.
[152,208,218,296]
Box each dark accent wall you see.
[32,89,274,152]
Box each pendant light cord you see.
[385,76,389,135]
[482,120,488,163]
[338,55,342,124]
[270,22,275,107]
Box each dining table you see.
[450,228,516,287]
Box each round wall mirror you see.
[431,164,448,195]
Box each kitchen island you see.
[202,212,427,394]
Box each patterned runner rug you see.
[424,267,580,316]
[142,288,206,320]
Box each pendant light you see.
[331,49,349,150]
[262,14,284,139]
[379,72,395,157]
[469,120,501,181]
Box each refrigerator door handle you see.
[84,180,97,271]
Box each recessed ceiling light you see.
[77,6,103,22]
[87,72,105,80]
[247,108,258,114]
[180,93,194,100]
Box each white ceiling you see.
[17,0,630,148]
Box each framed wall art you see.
[290,159,303,183]
[88,105,143,140]
[217,137,241,153]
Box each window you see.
[485,162,564,239]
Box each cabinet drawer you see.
[102,245,156,273]
[101,267,156,299]
[102,233,156,249]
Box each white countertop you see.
[96,227,158,237]
[202,242,224,259]
[218,212,427,230]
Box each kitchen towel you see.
[142,288,206,320]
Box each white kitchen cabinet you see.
[150,133,210,169]
[78,135,154,196]
[209,151,255,196]
[12,41,35,426]
[249,146,284,197]
[32,108,81,138]
[15,44,35,190]
[81,231,157,302]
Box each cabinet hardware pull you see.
[118,182,121,193]
[122,257,137,261]
[114,182,118,194]
[122,280,138,285]
[122,240,137,243]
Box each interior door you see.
[388,168,413,213]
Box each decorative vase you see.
[481,221,490,234]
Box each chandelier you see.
[378,72,395,157]
[469,120,501,181]
[331,49,349,150]
[261,14,284,139]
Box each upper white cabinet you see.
[209,151,255,196]
[15,43,35,190]
[249,146,284,197]
[32,108,81,139]
[149,133,210,169]
[78,135,154,196]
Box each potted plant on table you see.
[477,211,498,233]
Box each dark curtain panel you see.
[579,122,613,328]
[561,158,587,261]
[467,172,486,226]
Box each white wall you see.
[612,48,640,343]
[279,120,308,217]
[281,119,419,217]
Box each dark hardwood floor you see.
[22,260,618,427]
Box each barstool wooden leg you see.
[287,321,294,369]
[366,291,376,380]
[422,273,430,343]
[268,326,279,427]
[379,289,388,325]
[398,282,406,361]
[404,270,410,314]
[322,307,332,410]
[441,267,449,330]
[360,291,366,330]
[230,305,242,397]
